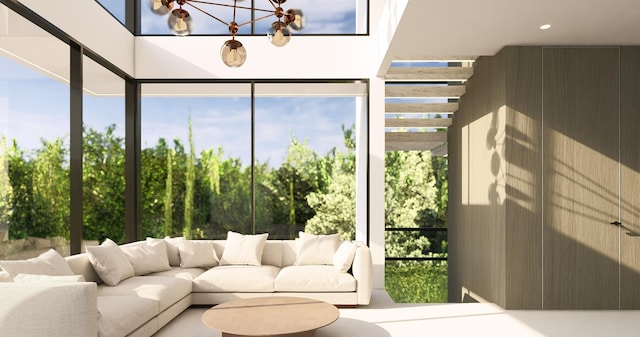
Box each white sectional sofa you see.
[0,232,373,337]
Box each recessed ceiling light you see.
[540,24,551,30]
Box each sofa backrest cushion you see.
[210,240,284,267]
[66,253,103,284]
[282,240,297,267]
[0,249,75,277]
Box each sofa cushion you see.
[147,267,205,281]
[178,239,219,268]
[0,249,74,277]
[147,237,183,267]
[295,232,340,266]
[333,241,357,272]
[65,253,103,283]
[121,240,171,276]
[86,239,135,286]
[97,276,192,312]
[13,274,85,283]
[193,265,279,292]
[220,231,268,266]
[97,295,157,337]
[275,265,356,292]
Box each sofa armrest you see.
[0,282,98,337]
[352,241,373,305]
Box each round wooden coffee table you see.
[202,296,339,337]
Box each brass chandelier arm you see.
[187,0,277,14]
[184,2,229,26]
[236,12,276,27]
[266,0,278,10]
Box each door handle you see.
[610,221,622,226]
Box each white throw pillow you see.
[220,231,268,266]
[165,237,183,266]
[122,240,171,275]
[295,232,340,266]
[333,241,358,272]
[0,248,74,277]
[178,239,219,268]
[13,273,86,283]
[86,238,134,286]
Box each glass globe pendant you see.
[269,22,291,47]
[285,9,304,31]
[220,40,247,67]
[150,0,174,15]
[168,8,193,36]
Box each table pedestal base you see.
[222,330,315,337]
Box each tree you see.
[183,115,195,239]
[32,137,70,239]
[305,125,356,240]
[163,148,174,237]
[0,136,12,239]
[384,150,437,258]
[83,125,125,242]
[305,151,355,240]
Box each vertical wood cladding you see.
[542,48,620,309]
[620,47,640,309]
[450,46,640,309]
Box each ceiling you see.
[386,0,640,60]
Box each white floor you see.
[153,290,640,337]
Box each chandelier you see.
[150,0,305,67]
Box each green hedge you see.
[385,261,448,303]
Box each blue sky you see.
[97,0,360,35]
[0,57,356,167]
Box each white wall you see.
[17,0,134,76]
[135,35,373,79]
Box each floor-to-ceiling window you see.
[82,55,126,244]
[140,83,252,239]
[139,81,364,240]
[254,83,360,240]
[0,3,71,258]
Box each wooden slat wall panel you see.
[385,118,452,128]
[385,102,458,114]
[385,141,445,152]
[385,132,448,143]
[620,47,640,309]
[542,47,620,309]
[386,85,465,98]
[385,67,474,81]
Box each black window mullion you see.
[125,79,142,242]
[70,42,83,254]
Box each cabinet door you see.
[543,48,620,309]
[620,47,640,309]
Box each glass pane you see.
[385,260,448,303]
[140,83,251,239]
[0,4,70,258]
[254,0,366,35]
[141,0,251,35]
[254,83,360,240]
[96,0,126,25]
[83,55,126,244]
[140,0,366,35]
